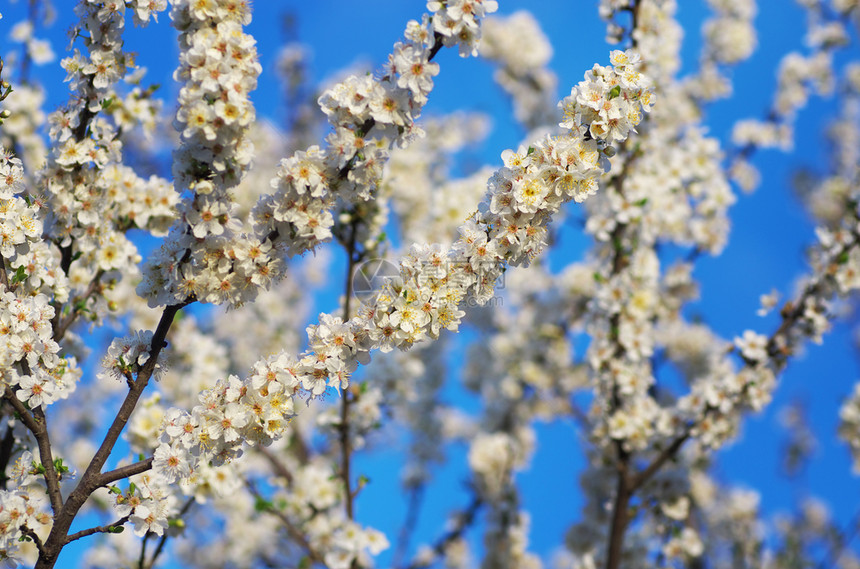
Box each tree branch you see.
[21,523,46,557]
[64,516,130,545]
[245,481,329,567]
[3,386,64,515]
[403,495,482,569]
[98,457,154,488]
[35,301,189,569]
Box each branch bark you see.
[34,301,188,569]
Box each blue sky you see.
[2,0,860,566]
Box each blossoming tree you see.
[1,0,860,568]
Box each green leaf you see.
[527,146,535,155]
[837,251,850,264]
[608,85,621,100]
[634,197,648,207]
[11,265,27,284]
[54,458,69,474]
[108,525,125,534]
[254,496,273,512]
[109,486,122,495]
[74,298,90,314]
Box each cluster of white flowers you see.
[468,432,519,497]
[428,0,499,57]
[384,112,491,244]
[98,330,167,384]
[1,152,80,410]
[0,152,67,300]
[112,470,176,537]
[630,0,683,82]
[0,85,48,172]
[480,11,558,129]
[150,50,654,492]
[731,118,793,150]
[775,52,834,118]
[137,0,263,307]
[8,20,55,67]
[725,0,854,194]
[580,75,737,456]
[262,459,390,569]
[702,0,757,64]
[0,489,51,567]
[840,383,860,473]
[40,0,174,328]
[140,1,500,309]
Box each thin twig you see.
[20,524,46,557]
[145,497,195,569]
[403,495,482,569]
[98,457,154,488]
[64,516,130,545]
[392,484,425,568]
[35,301,189,568]
[245,481,329,567]
[339,219,359,520]
[257,446,294,485]
[629,430,691,493]
[2,386,64,515]
[51,269,105,343]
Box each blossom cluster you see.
[40,0,174,329]
[112,470,176,537]
[99,330,167,384]
[702,0,757,64]
[150,50,654,497]
[0,490,51,567]
[136,0,262,307]
[1,152,80,409]
[140,1,501,308]
[480,11,558,129]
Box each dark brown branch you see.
[605,444,631,569]
[144,497,195,569]
[339,218,359,521]
[0,423,17,489]
[98,457,154,488]
[64,516,130,545]
[32,405,64,514]
[35,301,188,569]
[245,481,329,567]
[630,430,691,493]
[0,251,9,289]
[21,524,47,557]
[403,495,482,569]
[3,386,64,515]
[257,446,294,485]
